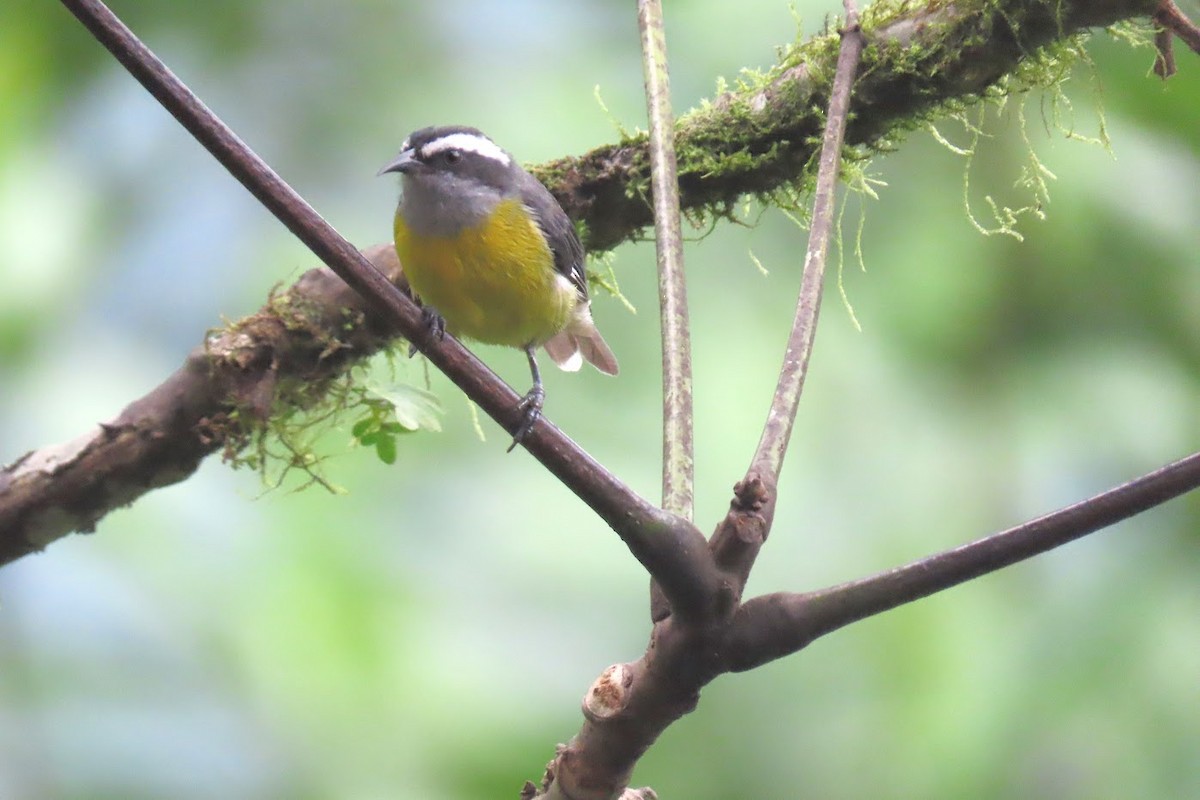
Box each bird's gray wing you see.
[517,171,588,302]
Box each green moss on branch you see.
[534,0,1159,253]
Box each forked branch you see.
[531,9,868,799]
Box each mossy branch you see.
[537,0,1160,253]
[0,0,1169,563]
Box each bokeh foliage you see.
[1,1,1197,798]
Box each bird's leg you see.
[507,345,545,452]
[407,304,446,358]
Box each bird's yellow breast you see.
[394,198,576,348]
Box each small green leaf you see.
[368,384,445,433]
[375,435,397,464]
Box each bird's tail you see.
[543,304,619,376]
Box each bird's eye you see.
[442,149,462,164]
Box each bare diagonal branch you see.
[31,0,726,617]
[726,450,1200,671]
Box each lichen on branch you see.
[536,0,1160,253]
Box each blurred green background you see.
[2,1,1198,798]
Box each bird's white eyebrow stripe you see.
[419,133,511,166]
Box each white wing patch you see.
[420,132,511,166]
[554,273,577,294]
[558,349,584,372]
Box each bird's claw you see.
[407,306,446,357]
[506,385,546,453]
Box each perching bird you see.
[379,125,618,449]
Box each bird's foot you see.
[506,384,546,453]
[407,306,446,357]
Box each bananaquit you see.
[379,125,618,449]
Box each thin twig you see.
[1153,0,1200,77]
[53,0,722,616]
[1156,0,1200,52]
[704,0,862,621]
[1154,21,1177,77]
[638,0,695,522]
[726,449,1200,670]
[749,3,864,484]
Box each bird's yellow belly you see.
[394,199,575,348]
